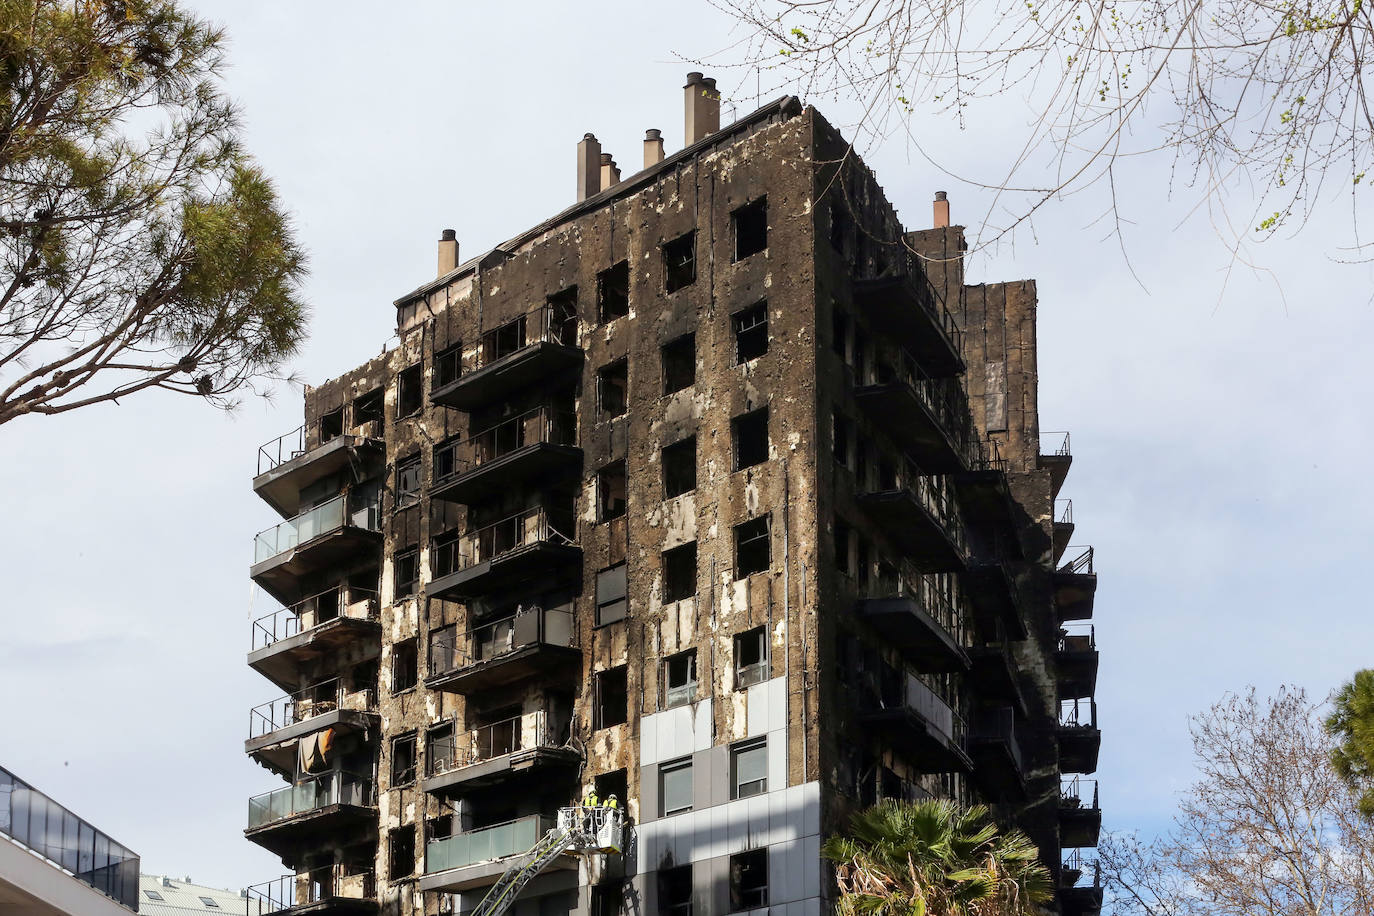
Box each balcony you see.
[1060,849,1103,916]
[856,662,972,773]
[1056,623,1099,699]
[255,425,385,518]
[248,586,381,692]
[245,867,377,916]
[423,710,579,796]
[1052,499,1075,565]
[245,772,376,861]
[965,536,1027,641]
[251,492,382,605]
[1054,546,1098,622]
[855,350,973,472]
[858,468,966,573]
[246,679,379,778]
[419,815,574,893]
[430,303,582,411]
[968,706,1027,799]
[0,765,140,910]
[856,565,970,672]
[953,438,1020,533]
[1058,698,1101,774]
[1039,431,1073,498]
[428,606,579,695]
[1059,777,1102,847]
[854,259,965,377]
[968,633,1029,715]
[431,407,581,505]
[427,508,581,601]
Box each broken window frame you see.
[661,332,696,394]
[396,364,423,418]
[663,649,698,709]
[392,638,418,694]
[433,343,463,389]
[393,549,418,599]
[732,407,769,471]
[597,261,631,323]
[598,460,628,521]
[732,197,768,262]
[832,412,852,469]
[396,454,422,508]
[662,541,698,604]
[734,627,769,689]
[662,436,697,499]
[733,301,768,364]
[391,733,417,787]
[319,408,344,443]
[595,666,629,729]
[663,232,696,293]
[353,387,384,432]
[734,516,771,579]
[387,825,416,880]
[728,848,769,911]
[597,359,629,418]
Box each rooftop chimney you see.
[576,133,601,201]
[599,153,621,192]
[933,191,950,229]
[644,129,664,168]
[437,229,458,278]
[684,72,720,146]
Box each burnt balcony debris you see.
[426,507,581,600]
[1060,848,1103,916]
[1052,499,1076,565]
[854,349,974,472]
[245,771,376,862]
[255,424,385,518]
[431,407,581,505]
[427,605,579,695]
[1058,697,1101,774]
[429,302,582,412]
[856,562,971,672]
[423,710,579,796]
[1056,623,1099,699]
[251,491,382,605]
[1039,431,1073,499]
[248,584,381,691]
[245,866,378,916]
[953,438,1020,533]
[246,678,379,778]
[1059,776,1102,847]
[1054,546,1098,622]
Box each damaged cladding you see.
[241,71,1104,916]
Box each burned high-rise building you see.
[242,73,1103,916]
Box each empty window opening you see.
[662,436,697,498]
[732,198,767,261]
[663,542,698,604]
[853,328,868,383]
[595,768,628,807]
[433,343,462,389]
[598,261,630,323]
[396,454,421,507]
[663,232,696,293]
[484,314,526,364]
[427,814,454,843]
[835,520,852,574]
[593,886,624,916]
[596,564,628,626]
[733,302,768,363]
[599,461,627,521]
[735,627,768,689]
[388,826,416,880]
[833,412,852,469]
[354,388,384,429]
[661,333,696,394]
[397,365,422,418]
[320,408,344,443]
[598,359,628,418]
[392,638,418,693]
[830,202,852,254]
[729,849,769,910]
[658,864,693,916]
[393,549,418,599]
[427,723,455,775]
[391,733,417,786]
[595,666,629,729]
[733,407,769,470]
[663,649,698,709]
[735,516,771,578]
[660,759,694,816]
[857,538,871,589]
[832,307,849,360]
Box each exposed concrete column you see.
[576,133,601,201]
[933,191,950,229]
[684,72,720,145]
[643,129,665,168]
[436,229,458,278]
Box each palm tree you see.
[822,799,1054,916]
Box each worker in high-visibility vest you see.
[582,790,599,809]
[604,794,619,811]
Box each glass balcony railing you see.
[0,765,140,910]
[433,407,577,484]
[250,585,379,652]
[429,606,574,677]
[254,492,381,563]
[428,710,567,776]
[249,678,378,741]
[425,815,557,873]
[247,772,375,830]
[246,867,376,916]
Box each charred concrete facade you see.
[242,77,1103,916]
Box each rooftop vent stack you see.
[599,153,621,192]
[684,72,720,146]
[437,229,458,277]
[933,191,950,228]
[577,133,602,201]
[644,129,665,168]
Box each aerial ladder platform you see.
[469,807,626,916]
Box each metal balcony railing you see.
[1059,546,1095,575]
[1059,697,1099,729]
[873,345,976,458]
[259,425,309,475]
[428,711,566,776]
[973,706,1025,772]
[425,814,558,873]
[1058,623,1096,653]
[1060,776,1100,811]
[1056,499,1073,525]
[967,436,1008,473]
[431,507,575,576]
[1062,848,1101,887]
[250,585,379,652]
[862,563,972,649]
[1040,430,1072,458]
[860,660,967,748]
[429,606,575,677]
[465,303,579,377]
[0,766,140,909]
[249,678,377,741]
[245,866,376,916]
[433,407,577,484]
[247,772,375,830]
[253,492,381,563]
[865,460,967,554]
[893,248,964,356]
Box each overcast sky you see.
[1,0,1370,894]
